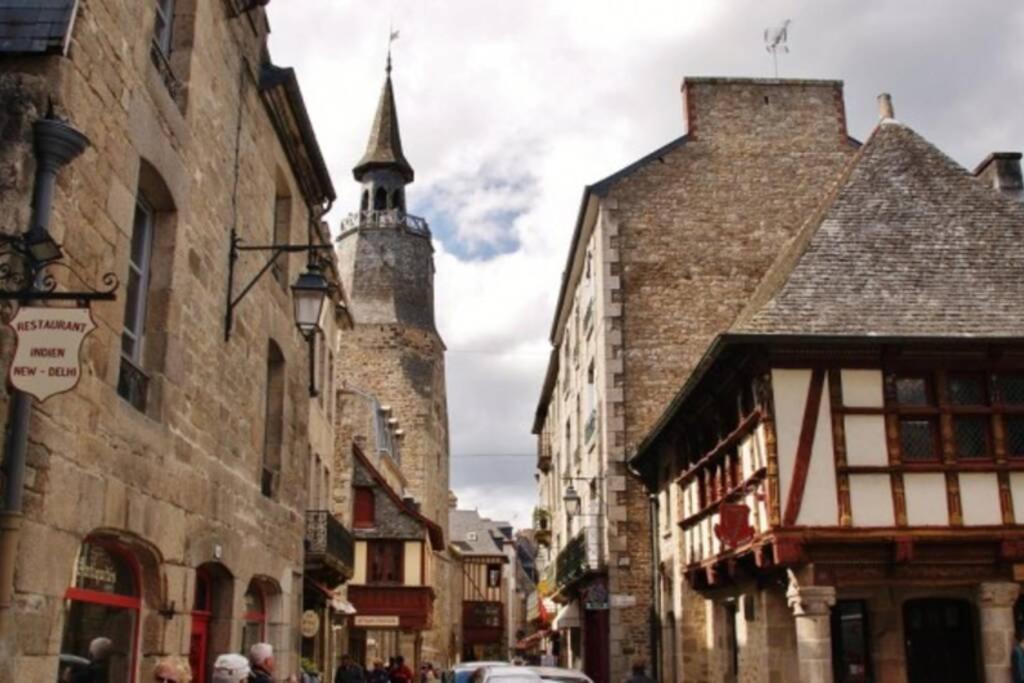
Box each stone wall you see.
[0,1,326,679]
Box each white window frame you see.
[122,197,155,365]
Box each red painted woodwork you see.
[895,537,914,563]
[354,487,375,528]
[583,605,610,683]
[714,503,755,549]
[773,538,804,565]
[783,369,826,526]
[347,585,434,630]
[189,616,209,683]
[463,601,504,646]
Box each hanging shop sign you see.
[7,306,96,402]
[583,579,609,611]
[300,610,321,638]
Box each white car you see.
[476,666,543,683]
[528,666,594,683]
[450,661,511,683]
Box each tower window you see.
[374,187,387,211]
[360,190,369,212]
[391,188,405,212]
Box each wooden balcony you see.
[305,510,355,585]
[348,585,434,630]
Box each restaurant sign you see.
[7,306,95,402]
[354,615,400,628]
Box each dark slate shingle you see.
[0,0,76,55]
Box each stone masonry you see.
[0,1,335,680]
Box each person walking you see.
[248,643,276,683]
[1013,631,1024,683]
[212,654,251,683]
[334,654,366,683]
[622,660,655,683]
[153,657,192,683]
[367,660,389,683]
[72,637,113,683]
[389,656,412,683]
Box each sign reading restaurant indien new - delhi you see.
[6,306,96,402]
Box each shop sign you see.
[714,503,755,549]
[354,615,400,628]
[7,306,95,402]
[610,594,636,608]
[583,580,609,611]
[300,610,320,638]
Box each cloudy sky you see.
[266,1,1024,528]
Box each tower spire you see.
[353,28,413,184]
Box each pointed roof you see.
[353,70,414,183]
[734,120,1024,338]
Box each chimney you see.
[974,152,1024,202]
[877,93,895,120]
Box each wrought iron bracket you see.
[0,235,118,307]
[223,226,333,341]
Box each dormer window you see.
[466,532,478,542]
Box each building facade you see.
[0,1,359,681]
[334,61,454,668]
[631,100,1024,682]
[532,77,859,683]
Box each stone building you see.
[334,59,454,667]
[631,97,1024,683]
[531,77,858,683]
[0,1,355,681]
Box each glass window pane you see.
[130,204,151,267]
[74,541,135,596]
[998,375,1024,405]
[900,419,936,460]
[1007,417,1024,457]
[954,416,989,459]
[832,600,870,683]
[949,374,987,406]
[60,601,136,683]
[123,269,142,337]
[896,377,932,406]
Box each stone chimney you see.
[877,93,895,120]
[974,152,1024,202]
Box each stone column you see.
[786,581,836,683]
[978,581,1020,683]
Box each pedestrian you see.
[421,663,438,682]
[389,656,413,683]
[249,642,276,683]
[622,659,655,683]
[72,637,113,683]
[367,660,389,683]
[153,656,192,683]
[1013,631,1024,683]
[335,653,366,683]
[212,654,251,683]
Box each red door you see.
[189,614,209,683]
[583,607,609,683]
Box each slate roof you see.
[734,120,1024,338]
[0,0,77,54]
[449,509,512,557]
[353,72,414,183]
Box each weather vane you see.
[764,19,791,78]
[387,24,400,75]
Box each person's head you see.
[212,654,251,683]
[396,656,404,667]
[88,637,113,662]
[341,654,352,666]
[153,657,192,683]
[249,642,275,673]
[631,659,646,676]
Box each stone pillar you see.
[786,581,836,683]
[978,582,1020,683]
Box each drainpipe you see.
[648,492,661,682]
[0,114,89,608]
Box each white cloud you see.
[268,0,1024,530]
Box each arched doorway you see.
[242,580,269,654]
[59,537,142,683]
[903,598,980,683]
[189,563,233,683]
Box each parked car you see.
[450,661,510,683]
[473,666,543,683]
[528,667,594,683]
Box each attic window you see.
[466,532,478,542]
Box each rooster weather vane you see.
[764,19,791,78]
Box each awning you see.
[308,580,357,614]
[552,602,580,630]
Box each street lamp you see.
[562,483,582,517]
[291,262,329,339]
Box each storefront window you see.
[59,538,140,683]
[242,582,267,655]
[832,600,872,683]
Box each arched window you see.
[59,538,141,683]
[262,341,285,498]
[373,187,387,211]
[242,581,268,655]
[360,190,369,212]
[271,168,292,288]
[390,188,405,212]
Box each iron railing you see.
[340,209,430,237]
[117,356,149,413]
[305,510,356,581]
[149,39,182,99]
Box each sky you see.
[266,1,1024,529]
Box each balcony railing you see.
[348,584,434,630]
[555,531,588,591]
[117,356,149,413]
[340,209,430,237]
[305,510,355,583]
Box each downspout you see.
[648,491,661,682]
[0,114,89,608]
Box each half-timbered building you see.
[631,98,1024,683]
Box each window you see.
[153,0,175,55]
[60,539,140,683]
[118,197,155,411]
[354,487,375,528]
[374,187,387,211]
[464,602,502,628]
[367,541,404,584]
[317,336,327,409]
[1001,374,1024,458]
[948,374,990,459]
[487,564,502,588]
[262,342,285,497]
[241,582,266,655]
[724,601,739,677]
[271,184,291,288]
[894,375,939,462]
[831,600,872,683]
